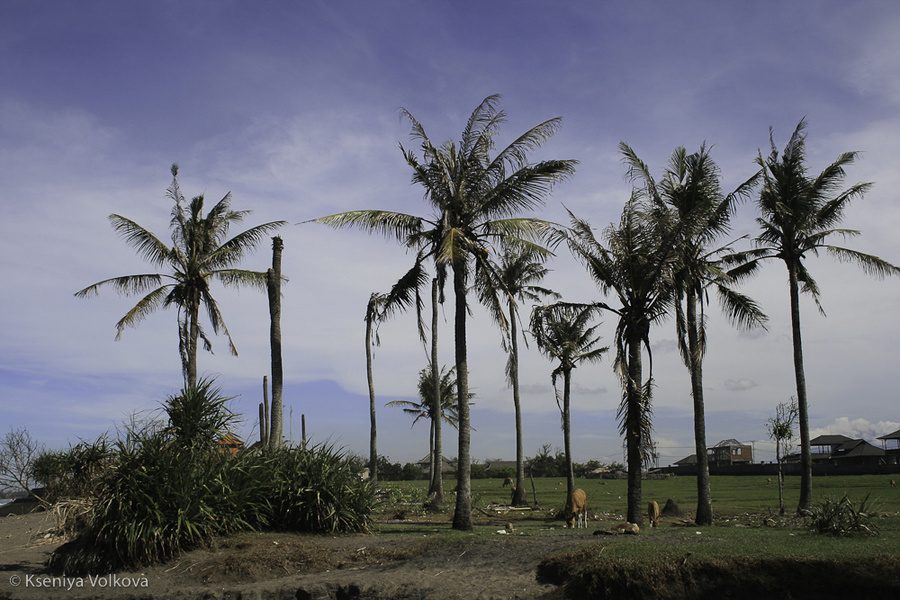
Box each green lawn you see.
[374,475,900,598]
[377,474,900,521]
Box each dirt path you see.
[0,512,595,600]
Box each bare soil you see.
[0,510,600,600]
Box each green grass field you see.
[377,474,900,521]
[374,475,900,598]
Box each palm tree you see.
[386,365,467,474]
[734,119,900,512]
[364,291,387,483]
[316,95,575,529]
[76,165,286,388]
[560,200,677,525]
[530,303,607,500]
[619,143,766,525]
[477,247,559,506]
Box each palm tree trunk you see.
[788,261,812,513]
[267,237,284,449]
[451,265,473,531]
[365,301,378,484]
[187,290,200,389]
[429,277,444,506]
[510,304,527,506]
[686,289,713,525]
[625,332,644,526]
[563,369,575,500]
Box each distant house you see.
[877,429,900,465]
[415,455,454,474]
[709,439,753,466]
[217,433,243,455]
[810,434,855,461]
[806,434,885,466]
[674,439,753,467]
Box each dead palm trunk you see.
[686,288,713,525]
[267,236,284,449]
[788,261,812,513]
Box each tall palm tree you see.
[76,165,286,388]
[476,247,559,506]
[560,200,677,525]
[619,143,766,525]
[734,119,900,512]
[386,365,467,473]
[530,303,607,500]
[364,291,388,484]
[316,95,575,529]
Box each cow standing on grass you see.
[648,501,660,528]
[565,489,587,528]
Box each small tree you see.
[0,427,46,504]
[767,398,798,515]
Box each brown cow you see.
[648,500,660,528]
[503,477,513,488]
[565,489,588,528]
[891,479,896,488]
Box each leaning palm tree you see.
[76,165,286,388]
[733,119,900,512]
[619,143,766,525]
[559,200,677,525]
[386,365,466,473]
[316,95,576,529]
[476,247,559,506]
[530,303,607,500]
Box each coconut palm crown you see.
[619,142,766,525]
[76,164,286,387]
[730,119,900,513]
[315,94,576,530]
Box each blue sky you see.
[2,0,899,467]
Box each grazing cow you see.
[891,479,896,488]
[503,477,513,488]
[766,478,773,485]
[648,500,660,528]
[565,489,588,528]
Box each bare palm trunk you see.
[788,261,812,513]
[686,289,713,525]
[429,278,444,506]
[510,305,527,506]
[563,369,575,500]
[186,291,200,389]
[451,266,472,531]
[267,236,284,449]
[625,332,644,526]
[365,300,378,484]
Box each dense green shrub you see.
[50,380,374,575]
[31,437,112,502]
[804,493,879,537]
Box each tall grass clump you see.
[804,493,880,537]
[50,378,374,575]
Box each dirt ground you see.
[0,509,604,600]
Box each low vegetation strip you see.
[538,550,900,600]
